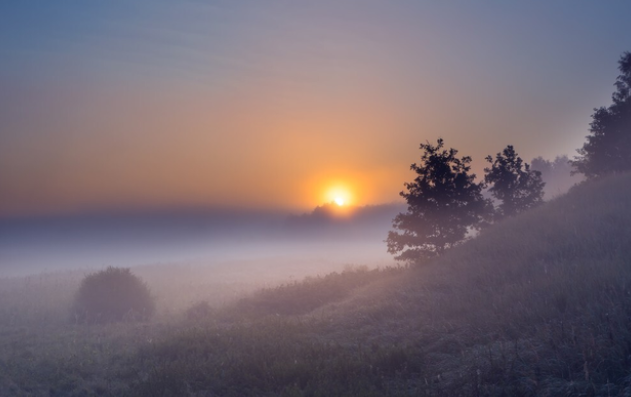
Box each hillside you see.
[2,173,631,396]
[117,172,631,396]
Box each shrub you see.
[71,266,155,323]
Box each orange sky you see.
[1,2,629,217]
[0,82,415,215]
[0,75,587,217]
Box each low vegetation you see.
[71,266,155,323]
[229,265,404,318]
[1,173,631,395]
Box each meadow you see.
[2,173,631,396]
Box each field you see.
[2,173,631,396]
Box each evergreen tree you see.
[387,139,492,263]
[573,52,631,177]
[485,145,545,218]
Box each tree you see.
[572,51,631,178]
[72,266,155,323]
[485,145,545,218]
[387,139,492,262]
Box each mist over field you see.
[2,1,631,396]
[0,204,402,278]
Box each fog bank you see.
[0,204,404,277]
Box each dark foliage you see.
[485,145,545,218]
[71,266,155,323]
[573,51,631,177]
[387,138,492,263]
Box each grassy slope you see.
[316,172,631,395]
[130,173,631,396]
[2,173,631,396]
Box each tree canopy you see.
[485,145,545,218]
[573,52,631,177]
[386,139,492,263]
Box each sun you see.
[324,184,352,207]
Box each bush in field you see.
[72,266,155,323]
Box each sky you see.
[2,1,631,218]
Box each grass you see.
[229,265,405,318]
[2,173,631,395]
[128,320,424,397]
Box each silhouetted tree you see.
[387,139,492,262]
[572,51,631,177]
[485,145,545,218]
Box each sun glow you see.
[324,184,353,207]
